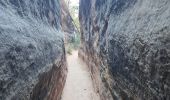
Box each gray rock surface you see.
[79,0,170,100]
[0,0,67,100]
[60,0,76,43]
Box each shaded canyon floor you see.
[61,51,100,100]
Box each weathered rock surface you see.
[79,0,170,100]
[60,0,76,43]
[0,0,67,100]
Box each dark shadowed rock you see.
[0,0,67,100]
[79,0,170,100]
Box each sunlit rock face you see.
[0,0,67,100]
[79,0,170,100]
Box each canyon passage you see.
[0,0,170,100]
[61,51,100,100]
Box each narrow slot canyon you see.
[61,51,100,100]
[0,0,170,100]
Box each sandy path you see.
[61,51,100,100]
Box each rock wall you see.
[79,0,170,100]
[0,0,67,100]
[60,0,76,43]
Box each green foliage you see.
[72,33,80,49]
[66,45,72,55]
[70,5,80,32]
[65,4,80,55]
[66,33,80,55]
[74,17,80,32]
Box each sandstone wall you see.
[0,0,67,100]
[79,0,170,100]
[60,0,76,43]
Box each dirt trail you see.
[61,51,100,100]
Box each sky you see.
[65,0,79,17]
[71,0,79,5]
[66,0,79,7]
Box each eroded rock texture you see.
[60,0,76,43]
[79,0,170,100]
[0,0,67,100]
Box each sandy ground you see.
[61,51,100,100]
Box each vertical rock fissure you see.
[1,0,170,100]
